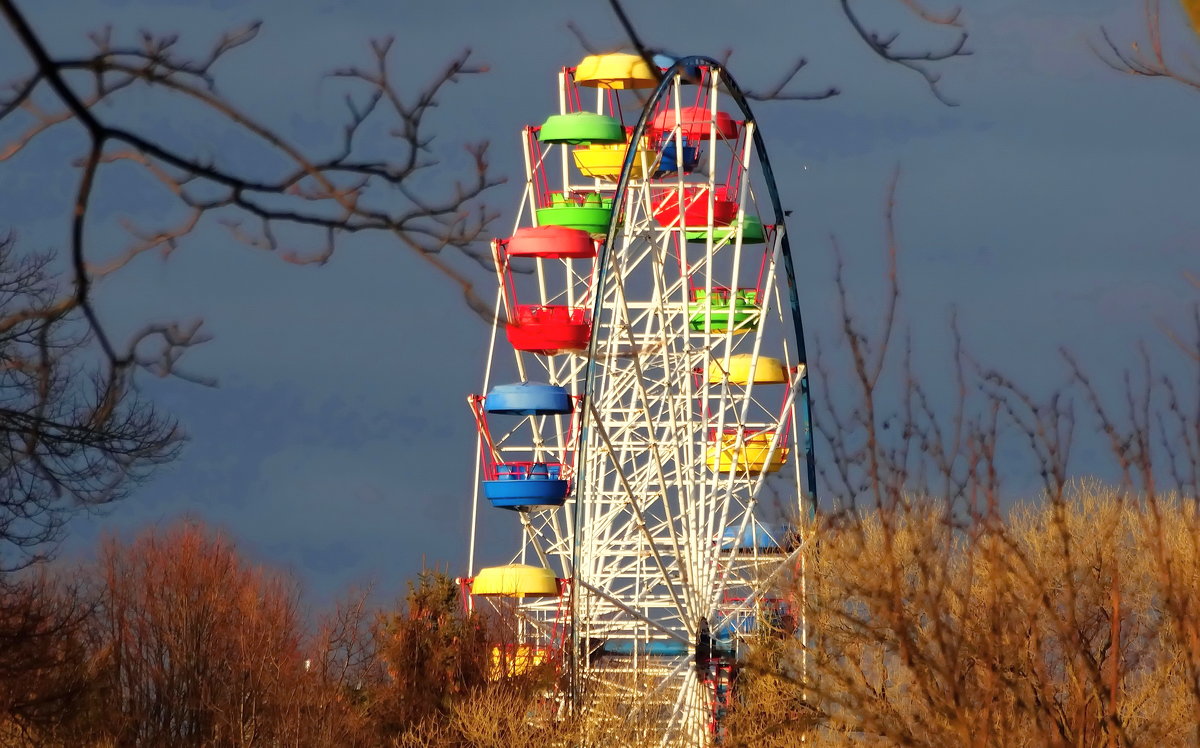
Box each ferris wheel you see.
[462,53,816,746]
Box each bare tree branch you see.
[1092,0,1200,92]
[839,0,970,106]
[604,0,840,101]
[0,0,504,380]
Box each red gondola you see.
[501,225,598,260]
[652,185,738,229]
[651,105,740,141]
[491,236,594,356]
[505,305,591,355]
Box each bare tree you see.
[0,0,510,569]
[0,233,177,571]
[1094,0,1200,92]
[83,521,311,746]
[0,572,95,745]
[839,0,970,105]
[0,0,502,384]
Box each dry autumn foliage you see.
[6,484,1200,747]
[712,484,1200,748]
[0,522,379,747]
[86,522,313,746]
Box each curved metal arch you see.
[573,56,817,565]
[570,55,819,719]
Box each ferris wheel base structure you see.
[462,52,817,746]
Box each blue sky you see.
[2,0,1198,604]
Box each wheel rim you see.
[467,56,817,747]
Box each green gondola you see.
[536,192,613,234]
[688,288,761,334]
[683,216,766,244]
[537,112,624,145]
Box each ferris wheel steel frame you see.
[462,54,818,747]
[567,56,817,743]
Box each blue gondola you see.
[598,638,697,657]
[485,382,573,416]
[715,615,756,640]
[483,462,569,510]
[718,521,794,553]
[656,138,700,176]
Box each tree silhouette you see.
[0,234,176,570]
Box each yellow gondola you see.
[708,355,788,385]
[574,52,658,89]
[489,644,552,680]
[573,133,659,180]
[706,431,788,473]
[471,564,560,597]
